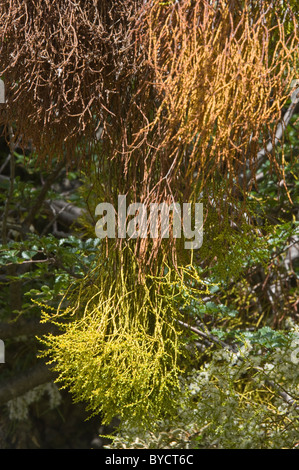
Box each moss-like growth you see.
[38,247,207,426]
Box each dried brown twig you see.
[0,0,298,272]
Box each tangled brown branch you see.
[0,0,298,271]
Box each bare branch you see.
[22,159,65,230]
[239,92,299,188]
[1,126,19,244]
[0,363,55,407]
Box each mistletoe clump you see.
[38,247,208,426]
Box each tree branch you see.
[177,319,237,352]
[179,319,299,412]
[0,363,55,407]
[22,159,65,230]
[239,89,299,188]
[1,126,18,244]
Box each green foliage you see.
[37,249,211,426]
[106,323,299,449]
